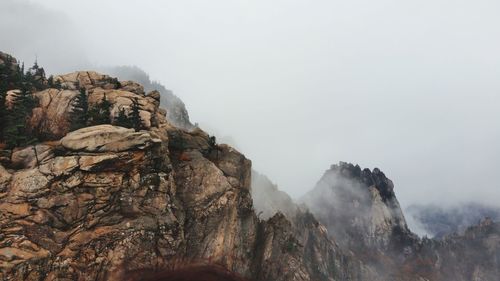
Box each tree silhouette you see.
[129,97,143,131]
[0,57,24,143]
[70,87,89,131]
[89,94,112,125]
[115,107,131,128]
[4,86,38,148]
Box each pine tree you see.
[129,98,143,131]
[115,107,131,128]
[0,64,7,142]
[208,136,217,147]
[4,86,38,148]
[54,78,62,89]
[47,75,54,88]
[27,60,46,90]
[89,94,112,125]
[99,94,112,124]
[0,93,5,143]
[70,87,89,131]
[0,58,23,143]
[0,58,42,145]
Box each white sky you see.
[2,0,500,208]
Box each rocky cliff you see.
[0,52,375,281]
[301,162,414,252]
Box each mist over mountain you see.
[298,162,500,280]
[251,170,300,220]
[406,203,500,238]
[3,0,500,208]
[1,50,499,280]
[0,0,89,74]
[2,0,500,280]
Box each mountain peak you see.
[329,161,395,201]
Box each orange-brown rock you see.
[60,125,157,152]
[28,71,167,140]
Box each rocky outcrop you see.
[11,145,53,169]
[300,162,417,279]
[30,89,79,138]
[102,65,194,129]
[54,71,121,91]
[301,162,413,252]
[60,125,159,152]
[28,71,168,140]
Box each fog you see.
[2,0,500,209]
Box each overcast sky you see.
[2,0,500,209]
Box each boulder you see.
[11,145,54,169]
[55,71,120,91]
[0,164,11,192]
[30,89,79,139]
[60,125,156,152]
[79,154,119,171]
[38,156,79,177]
[146,90,161,101]
[8,169,50,203]
[119,80,145,95]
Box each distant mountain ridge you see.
[406,202,500,238]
